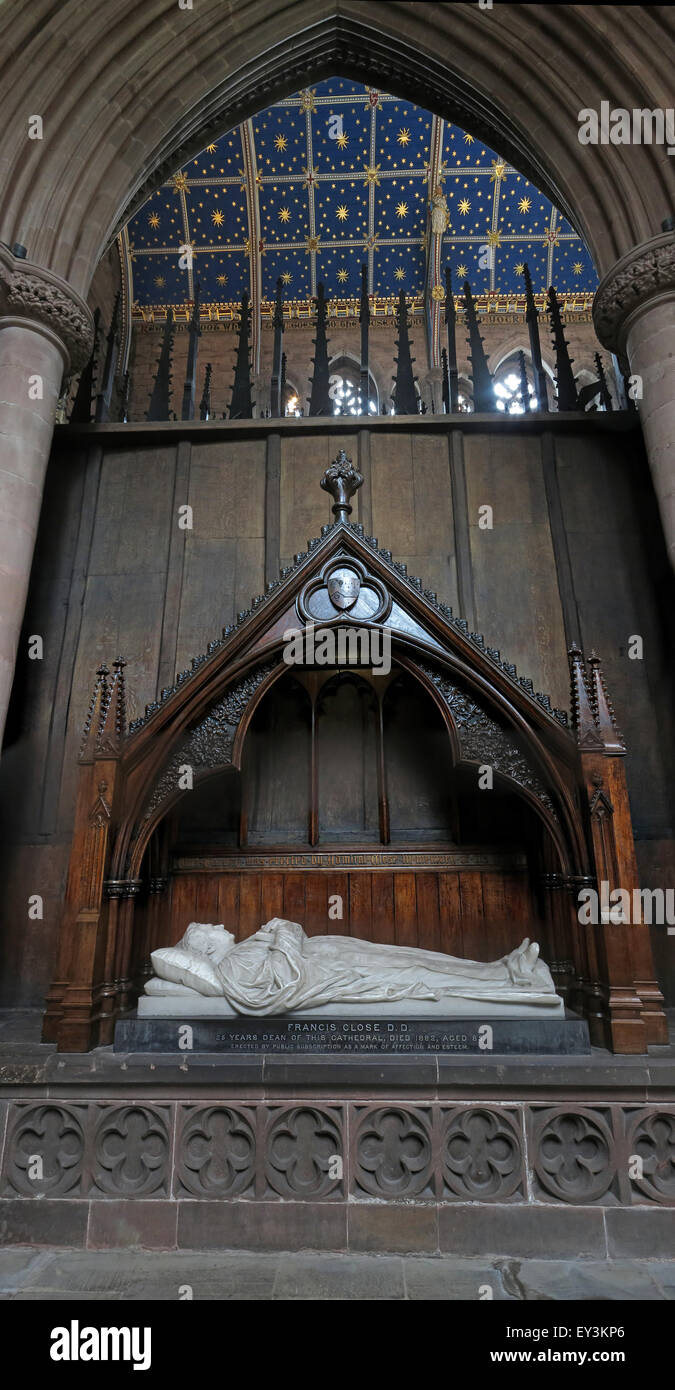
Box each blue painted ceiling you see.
[125,78,597,314]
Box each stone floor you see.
[0,1248,673,1299]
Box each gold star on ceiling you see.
[463,133,475,144]
[278,206,291,223]
[206,144,217,154]
[458,198,471,215]
[211,210,224,226]
[148,213,160,228]
[573,262,583,275]
[274,134,288,152]
[336,205,348,222]
[487,230,502,248]
[281,271,292,284]
[457,265,468,278]
[394,266,406,280]
[337,268,349,283]
[217,274,227,285]
[154,275,166,287]
[490,160,507,183]
[395,201,408,218]
[515,264,525,276]
[518,196,532,213]
[336,132,349,150]
[172,172,189,193]
[397,128,411,146]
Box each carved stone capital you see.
[0,243,94,372]
[593,232,675,351]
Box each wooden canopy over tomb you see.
[43,453,667,1054]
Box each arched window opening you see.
[283,380,303,416]
[328,355,378,416]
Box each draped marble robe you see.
[146,918,559,1015]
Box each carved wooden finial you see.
[568,644,603,750]
[588,651,625,753]
[80,664,109,760]
[320,450,363,522]
[96,657,128,756]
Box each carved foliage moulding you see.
[0,248,94,372]
[420,663,556,818]
[593,232,675,350]
[140,661,277,824]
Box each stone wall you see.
[0,414,673,1009]
[0,1058,673,1253]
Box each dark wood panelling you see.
[167,868,534,961]
[282,872,306,924]
[394,872,417,947]
[348,873,373,941]
[238,875,262,939]
[416,872,441,954]
[370,873,395,945]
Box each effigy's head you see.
[182,922,236,963]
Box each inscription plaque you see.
[115,1014,590,1055]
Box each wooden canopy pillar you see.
[42,660,133,1052]
[569,645,667,1051]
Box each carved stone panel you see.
[625,1109,675,1206]
[2,1104,86,1197]
[263,1105,344,1199]
[91,1104,171,1198]
[531,1107,616,1204]
[441,1106,524,1201]
[176,1105,256,1198]
[352,1105,434,1199]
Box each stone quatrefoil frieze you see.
[2,1102,674,1205]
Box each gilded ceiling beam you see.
[240,118,262,379]
[425,114,447,371]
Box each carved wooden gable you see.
[112,457,583,879]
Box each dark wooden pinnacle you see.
[320,449,364,522]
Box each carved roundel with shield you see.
[297,556,391,624]
[327,566,361,611]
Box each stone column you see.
[594,232,675,570]
[0,245,93,748]
[252,370,272,418]
[422,366,445,415]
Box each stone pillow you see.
[150,946,222,997]
[144,976,203,997]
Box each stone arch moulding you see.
[3,5,672,293]
[42,492,667,1054]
